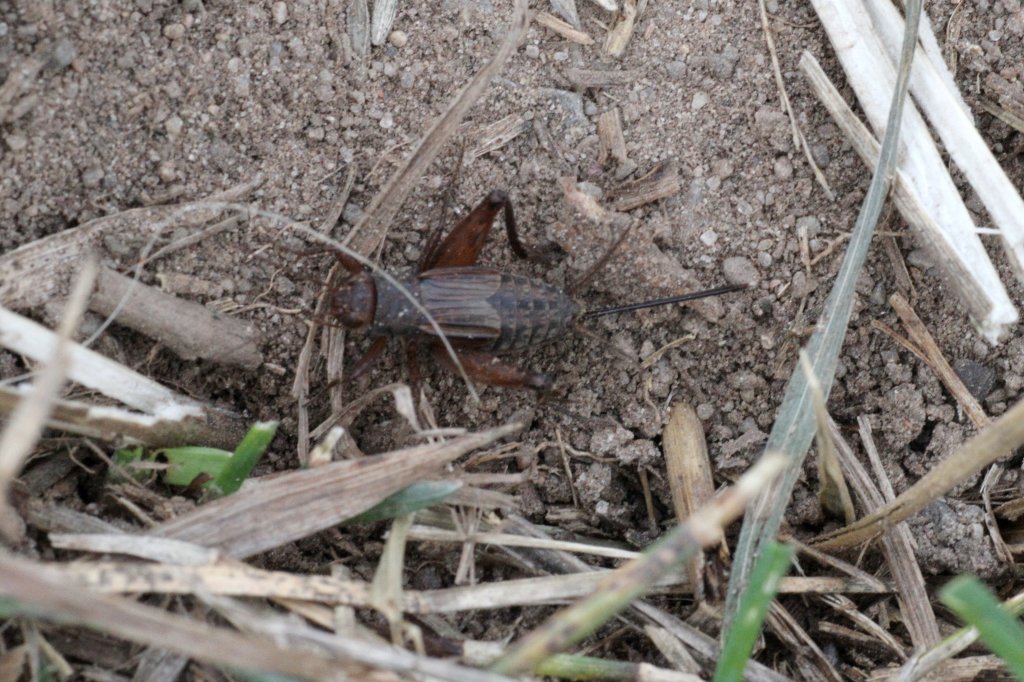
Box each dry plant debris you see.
[2,0,1024,679]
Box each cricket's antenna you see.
[583,283,748,319]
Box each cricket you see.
[328,189,745,392]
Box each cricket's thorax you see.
[369,267,579,351]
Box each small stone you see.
[691,90,710,111]
[388,30,408,48]
[157,161,177,183]
[524,44,540,59]
[953,360,997,401]
[342,203,363,224]
[773,156,793,179]
[163,22,186,40]
[4,133,27,151]
[553,50,569,62]
[696,403,715,420]
[272,1,288,25]
[399,70,415,88]
[589,424,633,456]
[906,248,934,270]
[665,60,686,80]
[164,114,184,137]
[379,112,394,129]
[700,230,718,247]
[756,251,773,268]
[52,39,76,68]
[723,256,759,286]
[82,166,104,187]
[811,143,831,168]
[383,62,397,77]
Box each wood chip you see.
[563,68,642,88]
[662,403,718,601]
[535,11,594,45]
[466,111,533,162]
[603,0,646,58]
[597,108,637,179]
[90,267,262,370]
[608,159,681,211]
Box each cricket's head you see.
[330,257,377,329]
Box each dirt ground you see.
[2,0,1024,675]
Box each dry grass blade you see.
[828,417,940,648]
[492,453,786,675]
[813,396,1024,551]
[979,97,1024,134]
[0,388,242,449]
[536,12,594,45]
[345,0,528,256]
[89,267,262,370]
[725,0,922,630]
[0,551,514,682]
[151,422,521,557]
[799,352,855,524]
[861,0,1024,285]
[597,108,638,179]
[662,403,718,601]
[888,293,988,428]
[0,260,96,542]
[765,603,843,682]
[800,52,1016,340]
[406,526,638,559]
[49,534,221,565]
[371,513,413,641]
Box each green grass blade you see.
[346,480,462,524]
[208,421,278,497]
[724,0,924,630]
[534,654,637,680]
[161,446,232,486]
[714,542,794,682]
[939,576,1024,679]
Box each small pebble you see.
[773,156,793,179]
[4,133,27,151]
[163,22,186,40]
[272,1,288,25]
[696,403,715,420]
[906,248,934,270]
[524,44,540,59]
[691,90,710,111]
[81,166,104,188]
[954,359,997,400]
[52,39,76,68]
[665,60,686,80]
[756,251,773,268]
[399,70,415,88]
[700,230,718,247]
[379,113,394,129]
[157,161,177,183]
[388,30,408,48]
[553,50,569,62]
[164,114,184,137]
[722,256,759,286]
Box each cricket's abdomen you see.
[369,267,579,352]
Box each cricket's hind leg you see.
[429,344,551,393]
[419,190,557,271]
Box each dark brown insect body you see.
[330,190,742,391]
[370,268,579,352]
